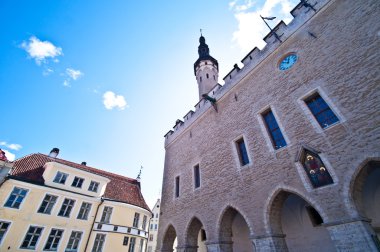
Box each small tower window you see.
[200,77,202,82]
[235,138,249,166]
[213,75,216,80]
[194,165,200,189]
[206,73,209,79]
[301,150,333,188]
[175,176,180,198]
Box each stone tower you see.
[194,35,219,100]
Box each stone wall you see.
[158,0,380,251]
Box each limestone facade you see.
[158,0,380,251]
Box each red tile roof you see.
[11,153,150,211]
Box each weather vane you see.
[137,165,143,180]
[200,28,203,36]
[260,15,282,43]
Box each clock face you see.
[279,54,298,70]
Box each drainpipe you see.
[84,197,104,252]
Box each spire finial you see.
[200,28,203,36]
[137,165,143,181]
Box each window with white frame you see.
[71,177,84,188]
[44,228,64,251]
[139,239,144,252]
[53,171,68,184]
[38,194,58,214]
[128,237,136,252]
[88,181,99,192]
[142,215,147,230]
[100,206,113,223]
[92,233,106,252]
[65,231,83,252]
[123,236,129,246]
[0,221,11,244]
[20,226,44,249]
[77,202,92,220]
[4,187,28,209]
[58,198,75,217]
[133,213,140,228]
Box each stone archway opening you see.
[269,191,334,252]
[186,217,207,252]
[161,225,177,252]
[219,207,253,252]
[352,160,380,240]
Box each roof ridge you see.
[35,153,137,183]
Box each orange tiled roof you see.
[11,153,150,211]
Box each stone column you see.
[250,234,288,252]
[175,246,198,252]
[205,241,233,252]
[325,218,379,251]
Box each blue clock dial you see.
[279,54,298,70]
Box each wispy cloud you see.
[229,0,298,52]
[103,91,128,110]
[20,36,63,65]
[66,68,83,80]
[0,141,22,151]
[42,68,54,76]
[63,68,83,87]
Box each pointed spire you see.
[136,166,143,182]
[194,33,219,75]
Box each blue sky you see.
[0,0,298,207]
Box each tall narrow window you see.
[235,138,249,166]
[0,221,11,244]
[304,93,339,128]
[38,194,58,214]
[58,198,75,217]
[53,171,68,184]
[142,215,147,230]
[139,239,144,252]
[66,231,83,252]
[194,165,200,188]
[71,177,84,188]
[133,213,140,228]
[100,206,113,223]
[92,233,106,252]
[4,187,28,209]
[206,73,209,79]
[175,176,180,198]
[301,150,334,188]
[20,226,44,249]
[262,110,287,149]
[77,202,92,220]
[128,237,136,252]
[44,228,64,251]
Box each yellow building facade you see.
[0,149,151,252]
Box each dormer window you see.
[53,172,68,184]
[72,176,84,188]
[88,181,99,192]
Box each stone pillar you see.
[205,241,233,252]
[175,246,198,252]
[250,234,288,252]
[325,218,379,251]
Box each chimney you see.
[81,162,87,166]
[49,148,59,158]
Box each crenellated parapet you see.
[164,0,330,147]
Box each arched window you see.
[301,150,333,188]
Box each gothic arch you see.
[265,185,334,251]
[348,158,380,239]
[161,224,178,252]
[185,216,207,251]
[217,205,254,252]
[264,185,327,233]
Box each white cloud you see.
[42,68,54,76]
[103,91,128,110]
[229,0,298,52]
[63,80,71,87]
[66,68,83,80]
[20,36,63,65]
[2,150,15,161]
[0,141,22,151]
